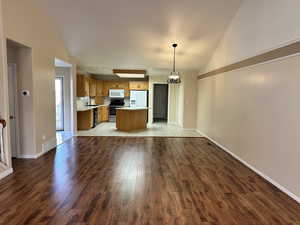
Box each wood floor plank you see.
[0,136,299,225]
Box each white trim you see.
[7,63,21,158]
[40,137,57,157]
[195,130,300,204]
[151,82,170,124]
[201,37,300,75]
[17,137,57,159]
[0,167,13,180]
[203,52,300,79]
[42,137,57,153]
[183,128,197,132]
[17,154,38,159]
[167,84,171,124]
[168,121,179,126]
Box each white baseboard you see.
[195,129,300,204]
[168,122,179,126]
[36,137,57,158]
[42,137,57,153]
[18,138,57,159]
[17,154,39,159]
[183,128,197,132]
[0,167,13,180]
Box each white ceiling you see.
[40,0,241,75]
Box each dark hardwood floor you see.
[0,137,299,225]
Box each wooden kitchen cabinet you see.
[95,96,104,105]
[121,82,130,97]
[89,78,97,97]
[99,106,109,122]
[102,81,110,96]
[97,108,102,123]
[77,74,90,97]
[95,80,104,104]
[77,110,93,130]
[102,81,129,96]
[129,81,149,90]
[96,80,103,96]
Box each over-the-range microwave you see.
[109,89,125,98]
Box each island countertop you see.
[117,107,149,111]
[77,104,109,112]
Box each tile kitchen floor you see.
[77,122,201,137]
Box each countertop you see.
[117,107,149,111]
[77,104,109,112]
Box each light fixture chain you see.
[173,45,176,72]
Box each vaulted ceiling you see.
[40,0,241,75]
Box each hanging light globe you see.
[167,43,181,84]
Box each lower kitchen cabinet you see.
[97,108,102,122]
[98,106,109,122]
[77,110,93,130]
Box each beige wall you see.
[197,0,300,198]
[3,0,71,155]
[168,84,181,125]
[182,72,198,129]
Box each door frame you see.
[152,82,170,123]
[55,76,64,131]
[7,63,21,158]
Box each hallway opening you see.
[54,58,74,145]
[6,39,33,160]
[153,83,169,123]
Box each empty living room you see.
[0,0,300,224]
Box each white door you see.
[8,63,18,158]
[55,77,64,131]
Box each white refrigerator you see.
[130,90,148,107]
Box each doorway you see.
[7,63,19,158]
[153,84,168,123]
[54,59,74,146]
[55,77,64,131]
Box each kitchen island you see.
[116,107,148,131]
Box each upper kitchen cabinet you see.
[89,78,97,97]
[102,81,130,96]
[95,80,104,105]
[129,81,149,90]
[96,80,103,96]
[77,74,90,97]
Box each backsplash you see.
[77,97,90,109]
[77,96,130,108]
[103,97,110,105]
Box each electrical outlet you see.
[42,135,46,140]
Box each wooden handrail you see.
[0,119,6,128]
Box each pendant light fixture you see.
[167,43,181,84]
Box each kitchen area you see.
[76,72,149,133]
